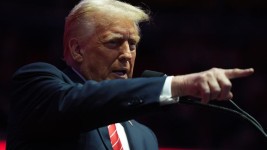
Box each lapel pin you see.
[128,120,133,126]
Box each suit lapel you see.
[122,120,159,150]
[98,126,113,150]
[63,67,113,149]
[121,121,135,149]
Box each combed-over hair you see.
[63,0,150,66]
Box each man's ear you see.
[69,38,84,63]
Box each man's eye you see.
[105,40,120,48]
[129,44,136,51]
[104,39,137,50]
[129,41,137,51]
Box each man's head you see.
[63,0,149,81]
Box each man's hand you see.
[171,68,254,103]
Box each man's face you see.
[78,19,140,81]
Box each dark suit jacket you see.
[7,62,168,150]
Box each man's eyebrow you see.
[102,33,140,42]
[102,33,124,41]
[132,35,140,43]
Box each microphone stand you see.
[179,97,267,138]
[142,70,267,139]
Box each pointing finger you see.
[224,68,254,79]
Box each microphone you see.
[141,70,167,77]
[141,70,267,138]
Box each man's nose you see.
[118,41,132,61]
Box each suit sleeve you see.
[9,62,167,136]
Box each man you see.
[6,0,254,149]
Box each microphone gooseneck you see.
[141,70,267,138]
[141,70,167,77]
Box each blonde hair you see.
[63,0,150,66]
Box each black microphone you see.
[141,70,167,77]
[141,70,267,138]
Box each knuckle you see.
[200,72,212,80]
[222,82,232,89]
[202,89,210,96]
[210,67,220,72]
[214,87,221,93]
[195,75,205,82]
[233,68,239,72]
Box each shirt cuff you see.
[159,76,179,105]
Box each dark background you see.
[1,0,267,149]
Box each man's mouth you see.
[112,70,128,79]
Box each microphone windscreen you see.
[141,70,167,77]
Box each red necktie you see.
[108,124,123,150]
